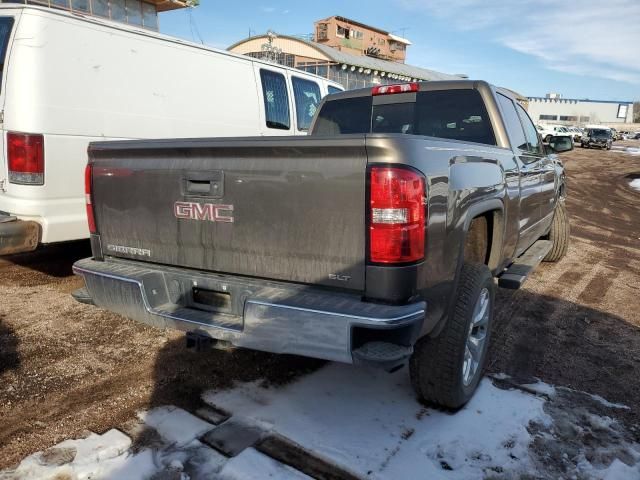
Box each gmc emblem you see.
[174,201,234,223]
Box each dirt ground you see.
[1,141,639,470]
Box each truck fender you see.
[428,199,504,338]
[449,161,503,192]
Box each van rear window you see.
[0,17,14,94]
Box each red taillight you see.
[372,82,419,96]
[7,132,44,185]
[85,164,97,234]
[369,166,425,264]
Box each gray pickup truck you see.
[73,80,572,408]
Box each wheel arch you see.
[461,200,505,273]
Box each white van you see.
[0,5,343,255]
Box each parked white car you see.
[566,127,583,142]
[536,124,574,143]
[0,5,343,255]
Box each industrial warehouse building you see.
[228,16,460,90]
[527,95,634,125]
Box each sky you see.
[159,0,640,101]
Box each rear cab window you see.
[259,69,290,130]
[328,85,343,95]
[312,88,496,146]
[0,16,15,94]
[312,96,372,135]
[292,77,321,131]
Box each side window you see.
[328,86,343,95]
[292,77,321,131]
[497,94,528,153]
[0,17,14,95]
[260,69,290,130]
[516,104,542,154]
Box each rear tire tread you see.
[410,263,493,409]
[544,202,570,262]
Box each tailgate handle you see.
[183,171,224,198]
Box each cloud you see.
[261,6,276,13]
[398,0,640,85]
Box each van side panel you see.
[1,8,319,244]
[4,10,262,139]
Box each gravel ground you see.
[1,141,639,469]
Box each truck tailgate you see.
[89,136,367,291]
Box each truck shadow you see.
[489,288,640,431]
[0,314,20,375]
[1,241,91,279]
[143,342,324,415]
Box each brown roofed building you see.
[314,15,411,63]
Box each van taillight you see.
[369,166,425,264]
[7,132,44,185]
[85,164,97,234]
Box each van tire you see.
[409,263,494,409]
[543,202,569,262]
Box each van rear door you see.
[0,16,15,188]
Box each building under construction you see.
[228,16,460,90]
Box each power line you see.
[188,8,204,44]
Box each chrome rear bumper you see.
[73,257,426,365]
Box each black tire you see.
[410,263,494,409]
[543,202,570,262]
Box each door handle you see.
[183,171,224,198]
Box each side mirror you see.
[548,135,573,153]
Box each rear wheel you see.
[543,202,570,262]
[410,263,494,409]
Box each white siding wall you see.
[527,98,633,125]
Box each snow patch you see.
[1,411,227,480]
[139,405,214,445]
[629,179,640,191]
[218,448,312,480]
[205,364,549,479]
[521,380,557,396]
[613,147,640,156]
[3,368,639,480]
[586,392,631,410]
